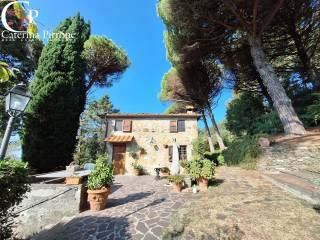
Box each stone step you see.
[263,172,320,205]
[280,170,320,183]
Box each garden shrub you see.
[204,151,224,166]
[185,159,202,180]
[222,135,262,170]
[192,131,210,157]
[226,93,265,137]
[304,92,320,126]
[217,154,225,165]
[185,158,215,180]
[204,151,219,165]
[250,111,283,135]
[201,159,215,179]
[87,155,113,190]
[0,159,30,240]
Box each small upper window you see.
[177,120,186,132]
[170,120,178,133]
[115,120,123,131]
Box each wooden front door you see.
[112,145,126,175]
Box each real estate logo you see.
[1,0,38,33]
[0,0,75,41]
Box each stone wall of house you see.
[258,143,320,173]
[106,117,198,175]
[14,184,86,239]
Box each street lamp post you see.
[0,83,31,160]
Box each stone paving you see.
[32,176,194,240]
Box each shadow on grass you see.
[209,178,225,187]
[313,205,320,214]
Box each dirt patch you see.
[163,167,320,240]
[270,127,320,146]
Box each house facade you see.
[104,113,200,175]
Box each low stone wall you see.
[258,143,320,172]
[14,183,86,239]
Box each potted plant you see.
[87,156,113,211]
[198,159,215,189]
[131,162,143,176]
[139,147,147,155]
[180,160,187,174]
[185,158,201,181]
[168,175,184,192]
[160,167,170,177]
[185,158,215,190]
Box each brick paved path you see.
[32,176,194,240]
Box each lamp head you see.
[5,83,31,117]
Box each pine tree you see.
[158,0,308,135]
[21,14,90,173]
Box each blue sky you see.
[30,0,232,123]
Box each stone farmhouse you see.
[103,112,200,175]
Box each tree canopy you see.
[74,95,119,165]
[158,0,309,135]
[83,36,130,92]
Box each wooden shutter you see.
[170,120,178,133]
[123,120,132,132]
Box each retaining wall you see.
[14,183,86,239]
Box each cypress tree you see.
[21,14,90,173]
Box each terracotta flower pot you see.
[172,182,183,193]
[65,176,82,185]
[160,172,170,177]
[87,187,110,211]
[197,178,209,190]
[133,169,141,176]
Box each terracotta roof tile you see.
[105,135,134,143]
[103,113,201,119]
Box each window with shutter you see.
[115,120,123,131]
[123,120,132,132]
[170,120,178,133]
[177,120,185,132]
[168,146,173,162]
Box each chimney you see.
[186,105,195,114]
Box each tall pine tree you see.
[21,14,90,173]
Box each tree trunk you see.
[257,74,273,107]
[289,26,319,89]
[201,110,215,152]
[206,105,226,150]
[248,36,307,135]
